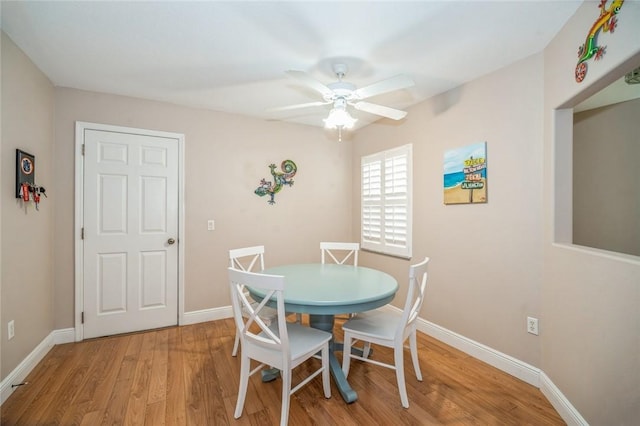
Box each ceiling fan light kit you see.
[323,99,357,130]
[273,63,415,140]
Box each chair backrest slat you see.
[228,267,288,353]
[397,257,430,340]
[320,242,359,266]
[239,287,280,345]
[229,245,265,272]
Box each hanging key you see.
[33,186,41,211]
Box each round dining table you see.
[249,263,398,403]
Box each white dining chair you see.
[229,268,331,426]
[320,241,360,320]
[320,241,359,266]
[229,245,277,356]
[341,257,429,408]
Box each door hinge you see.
[81,227,84,239]
[81,312,84,324]
[82,144,85,156]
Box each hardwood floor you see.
[1,318,565,425]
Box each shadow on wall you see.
[432,86,463,116]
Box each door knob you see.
[167,238,176,245]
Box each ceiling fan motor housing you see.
[326,81,356,100]
[332,98,348,110]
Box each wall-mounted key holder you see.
[15,149,47,210]
[16,149,35,198]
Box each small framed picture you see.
[16,149,35,198]
[443,142,488,204]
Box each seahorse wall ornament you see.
[254,159,297,205]
[575,0,624,83]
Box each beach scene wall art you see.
[443,142,487,204]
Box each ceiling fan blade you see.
[353,74,414,100]
[286,70,335,99]
[266,100,331,112]
[353,101,408,120]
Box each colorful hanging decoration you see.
[254,159,297,205]
[575,0,625,83]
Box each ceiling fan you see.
[270,63,414,139]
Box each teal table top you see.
[253,263,398,315]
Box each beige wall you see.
[1,33,55,379]
[53,88,353,327]
[543,2,640,425]
[573,98,640,256]
[352,3,640,423]
[353,54,545,367]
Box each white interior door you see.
[82,128,179,338]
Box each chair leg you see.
[280,368,292,426]
[234,355,250,419]
[322,345,331,398]
[232,330,240,357]
[409,330,422,381]
[394,344,409,408]
[362,342,371,359]
[341,333,352,377]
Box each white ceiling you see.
[1,1,584,130]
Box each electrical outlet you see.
[527,316,539,335]
[207,220,215,231]
[8,320,15,340]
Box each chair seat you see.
[262,323,331,360]
[342,309,401,341]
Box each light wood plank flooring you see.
[1,318,565,425]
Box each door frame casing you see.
[74,121,186,341]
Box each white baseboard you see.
[418,317,540,386]
[1,332,52,404]
[1,306,585,426]
[540,371,589,426]
[181,306,233,325]
[380,305,584,425]
[52,327,76,345]
[0,328,75,405]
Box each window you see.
[361,144,412,258]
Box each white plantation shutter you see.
[362,160,382,243]
[361,144,412,258]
